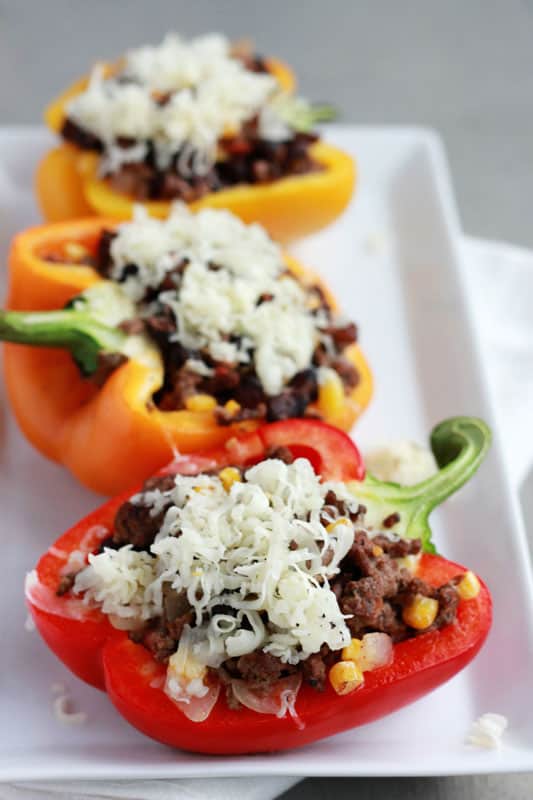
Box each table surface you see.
[1,1,532,797]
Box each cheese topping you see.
[467,713,508,749]
[66,32,281,174]
[364,440,438,486]
[109,205,327,395]
[74,458,360,676]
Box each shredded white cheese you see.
[74,545,157,621]
[184,358,215,377]
[110,205,282,296]
[74,458,363,678]
[364,440,438,486]
[109,204,324,395]
[467,713,508,749]
[66,32,281,175]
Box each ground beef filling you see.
[59,471,462,698]
[45,255,358,420]
[61,228,358,421]
[61,112,320,203]
[44,229,359,419]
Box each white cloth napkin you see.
[461,238,533,487]
[7,236,533,800]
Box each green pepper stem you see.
[352,417,492,552]
[306,104,338,123]
[274,96,338,133]
[0,308,126,375]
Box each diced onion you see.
[359,633,393,672]
[232,673,303,728]
[108,614,145,631]
[169,682,221,722]
[24,570,89,621]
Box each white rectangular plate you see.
[1,125,533,781]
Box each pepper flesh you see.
[36,60,355,241]
[2,218,372,495]
[26,419,492,754]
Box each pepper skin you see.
[36,60,355,242]
[26,421,492,755]
[2,218,372,495]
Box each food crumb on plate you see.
[50,684,87,725]
[24,614,36,632]
[364,440,438,486]
[467,713,508,749]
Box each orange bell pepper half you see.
[36,58,355,242]
[2,218,372,495]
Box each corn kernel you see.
[396,553,421,574]
[224,399,241,415]
[326,517,350,532]
[402,594,439,630]
[222,123,238,138]
[64,242,90,262]
[219,467,241,492]
[318,372,345,420]
[457,570,480,600]
[341,638,362,663]
[328,660,364,695]
[372,545,384,557]
[185,394,217,412]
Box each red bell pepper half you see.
[26,417,492,754]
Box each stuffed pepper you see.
[26,416,492,754]
[37,32,354,241]
[1,204,372,494]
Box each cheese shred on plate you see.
[467,713,508,749]
[108,204,329,395]
[74,458,358,674]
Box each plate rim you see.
[2,122,533,781]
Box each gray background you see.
[1,0,532,797]
[2,0,533,248]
